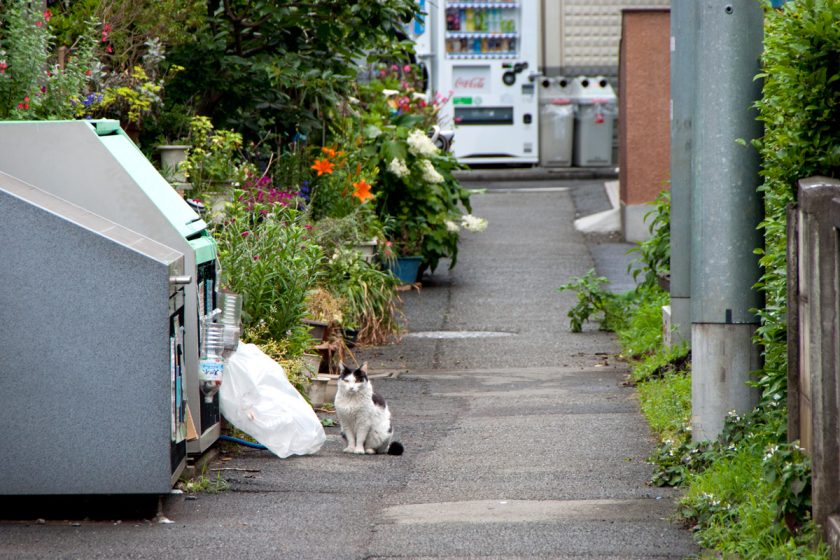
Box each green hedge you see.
[754,0,840,405]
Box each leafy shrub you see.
[754,0,840,405]
[0,4,98,120]
[763,442,813,534]
[180,116,253,195]
[214,195,323,343]
[319,248,401,345]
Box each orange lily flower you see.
[321,146,337,158]
[311,157,334,176]
[352,179,374,203]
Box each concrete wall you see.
[617,9,670,242]
[542,0,671,79]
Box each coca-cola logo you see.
[454,77,485,89]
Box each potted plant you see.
[178,116,254,219]
[310,206,383,264]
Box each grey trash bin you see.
[570,76,617,167]
[539,77,574,167]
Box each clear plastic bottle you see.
[199,322,225,403]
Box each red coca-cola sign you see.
[454,76,485,89]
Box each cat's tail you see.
[387,441,404,456]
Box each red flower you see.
[35,20,43,28]
[85,69,92,76]
[43,10,52,21]
[106,45,113,54]
[241,231,250,238]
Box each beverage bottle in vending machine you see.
[465,8,474,31]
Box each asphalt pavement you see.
[0,176,699,559]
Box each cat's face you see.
[338,362,369,393]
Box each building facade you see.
[542,0,671,79]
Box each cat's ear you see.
[339,363,349,376]
[359,362,368,375]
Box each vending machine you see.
[433,0,541,164]
[409,0,440,99]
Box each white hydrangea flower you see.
[461,214,488,232]
[382,89,400,97]
[387,157,410,178]
[407,129,439,157]
[445,220,460,233]
[419,159,444,184]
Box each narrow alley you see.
[0,179,699,559]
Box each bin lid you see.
[568,76,617,103]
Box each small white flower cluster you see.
[763,444,779,463]
[387,157,410,178]
[699,492,721,507]
[419,159,444,184]
[381,89,400,97]
[445,220,460,233]
[461,214,488,232]
[407,129,439,157]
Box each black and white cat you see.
[334,363,404,456]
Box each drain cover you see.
[406,331,515,339]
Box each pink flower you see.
[35,20,43,28]
[253,255,260,261]
[403,64,412,73]
[106,44,113,54]
[43,10,52,21]
[241,231,250,237]
[390,64,399,72]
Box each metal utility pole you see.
[690,0,764,441]
[669,0,696,347]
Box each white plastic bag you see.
[220,343,325,458]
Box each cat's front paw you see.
[365,448,376,454]
[342,446,354,453]
[353,448,366,455]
